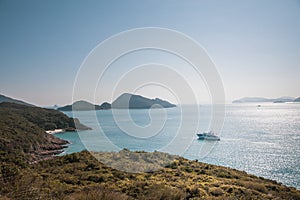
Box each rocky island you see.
[111,93,176,109]
[57,100,109,111]
[57,93,176,111]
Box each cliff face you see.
[0,102,90,163]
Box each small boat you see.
[197,131,220,141]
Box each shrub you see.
[65,187,128,200]
[242,182,267,193]
[210,187,224,196]
[217,171,233,179]
[44,122,57,130]
[87,175,105,183]
[143,184,186,200]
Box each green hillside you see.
[0,102,90,163]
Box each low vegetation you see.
[92,149,178,173]
[1,150,300,199]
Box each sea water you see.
[56,103,300,189]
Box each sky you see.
[0,0,300,106]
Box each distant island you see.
[57,100,110,111]
[111,93,176,109]
[57,93,176,111]
[0,93,176,111]
[232,96,296,103]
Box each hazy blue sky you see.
[0,0,300,106]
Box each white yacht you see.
[197,131,220,141]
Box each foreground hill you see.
[111,93,176,109]
[0,102,90,163]
[0,94,35,107]
[1,150,299,199]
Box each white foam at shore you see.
[45,129,64,134]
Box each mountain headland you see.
[0,102,91,163]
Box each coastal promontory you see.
[0,102,91,162]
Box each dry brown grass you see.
[1,150,300,200]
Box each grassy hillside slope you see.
[1,150,300,200]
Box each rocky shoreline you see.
[29,133,70,163]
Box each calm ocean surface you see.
[56,103,300,189]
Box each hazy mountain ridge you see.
[0,94,35,107]
[233,96,296,103]
[57,100,109,111]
